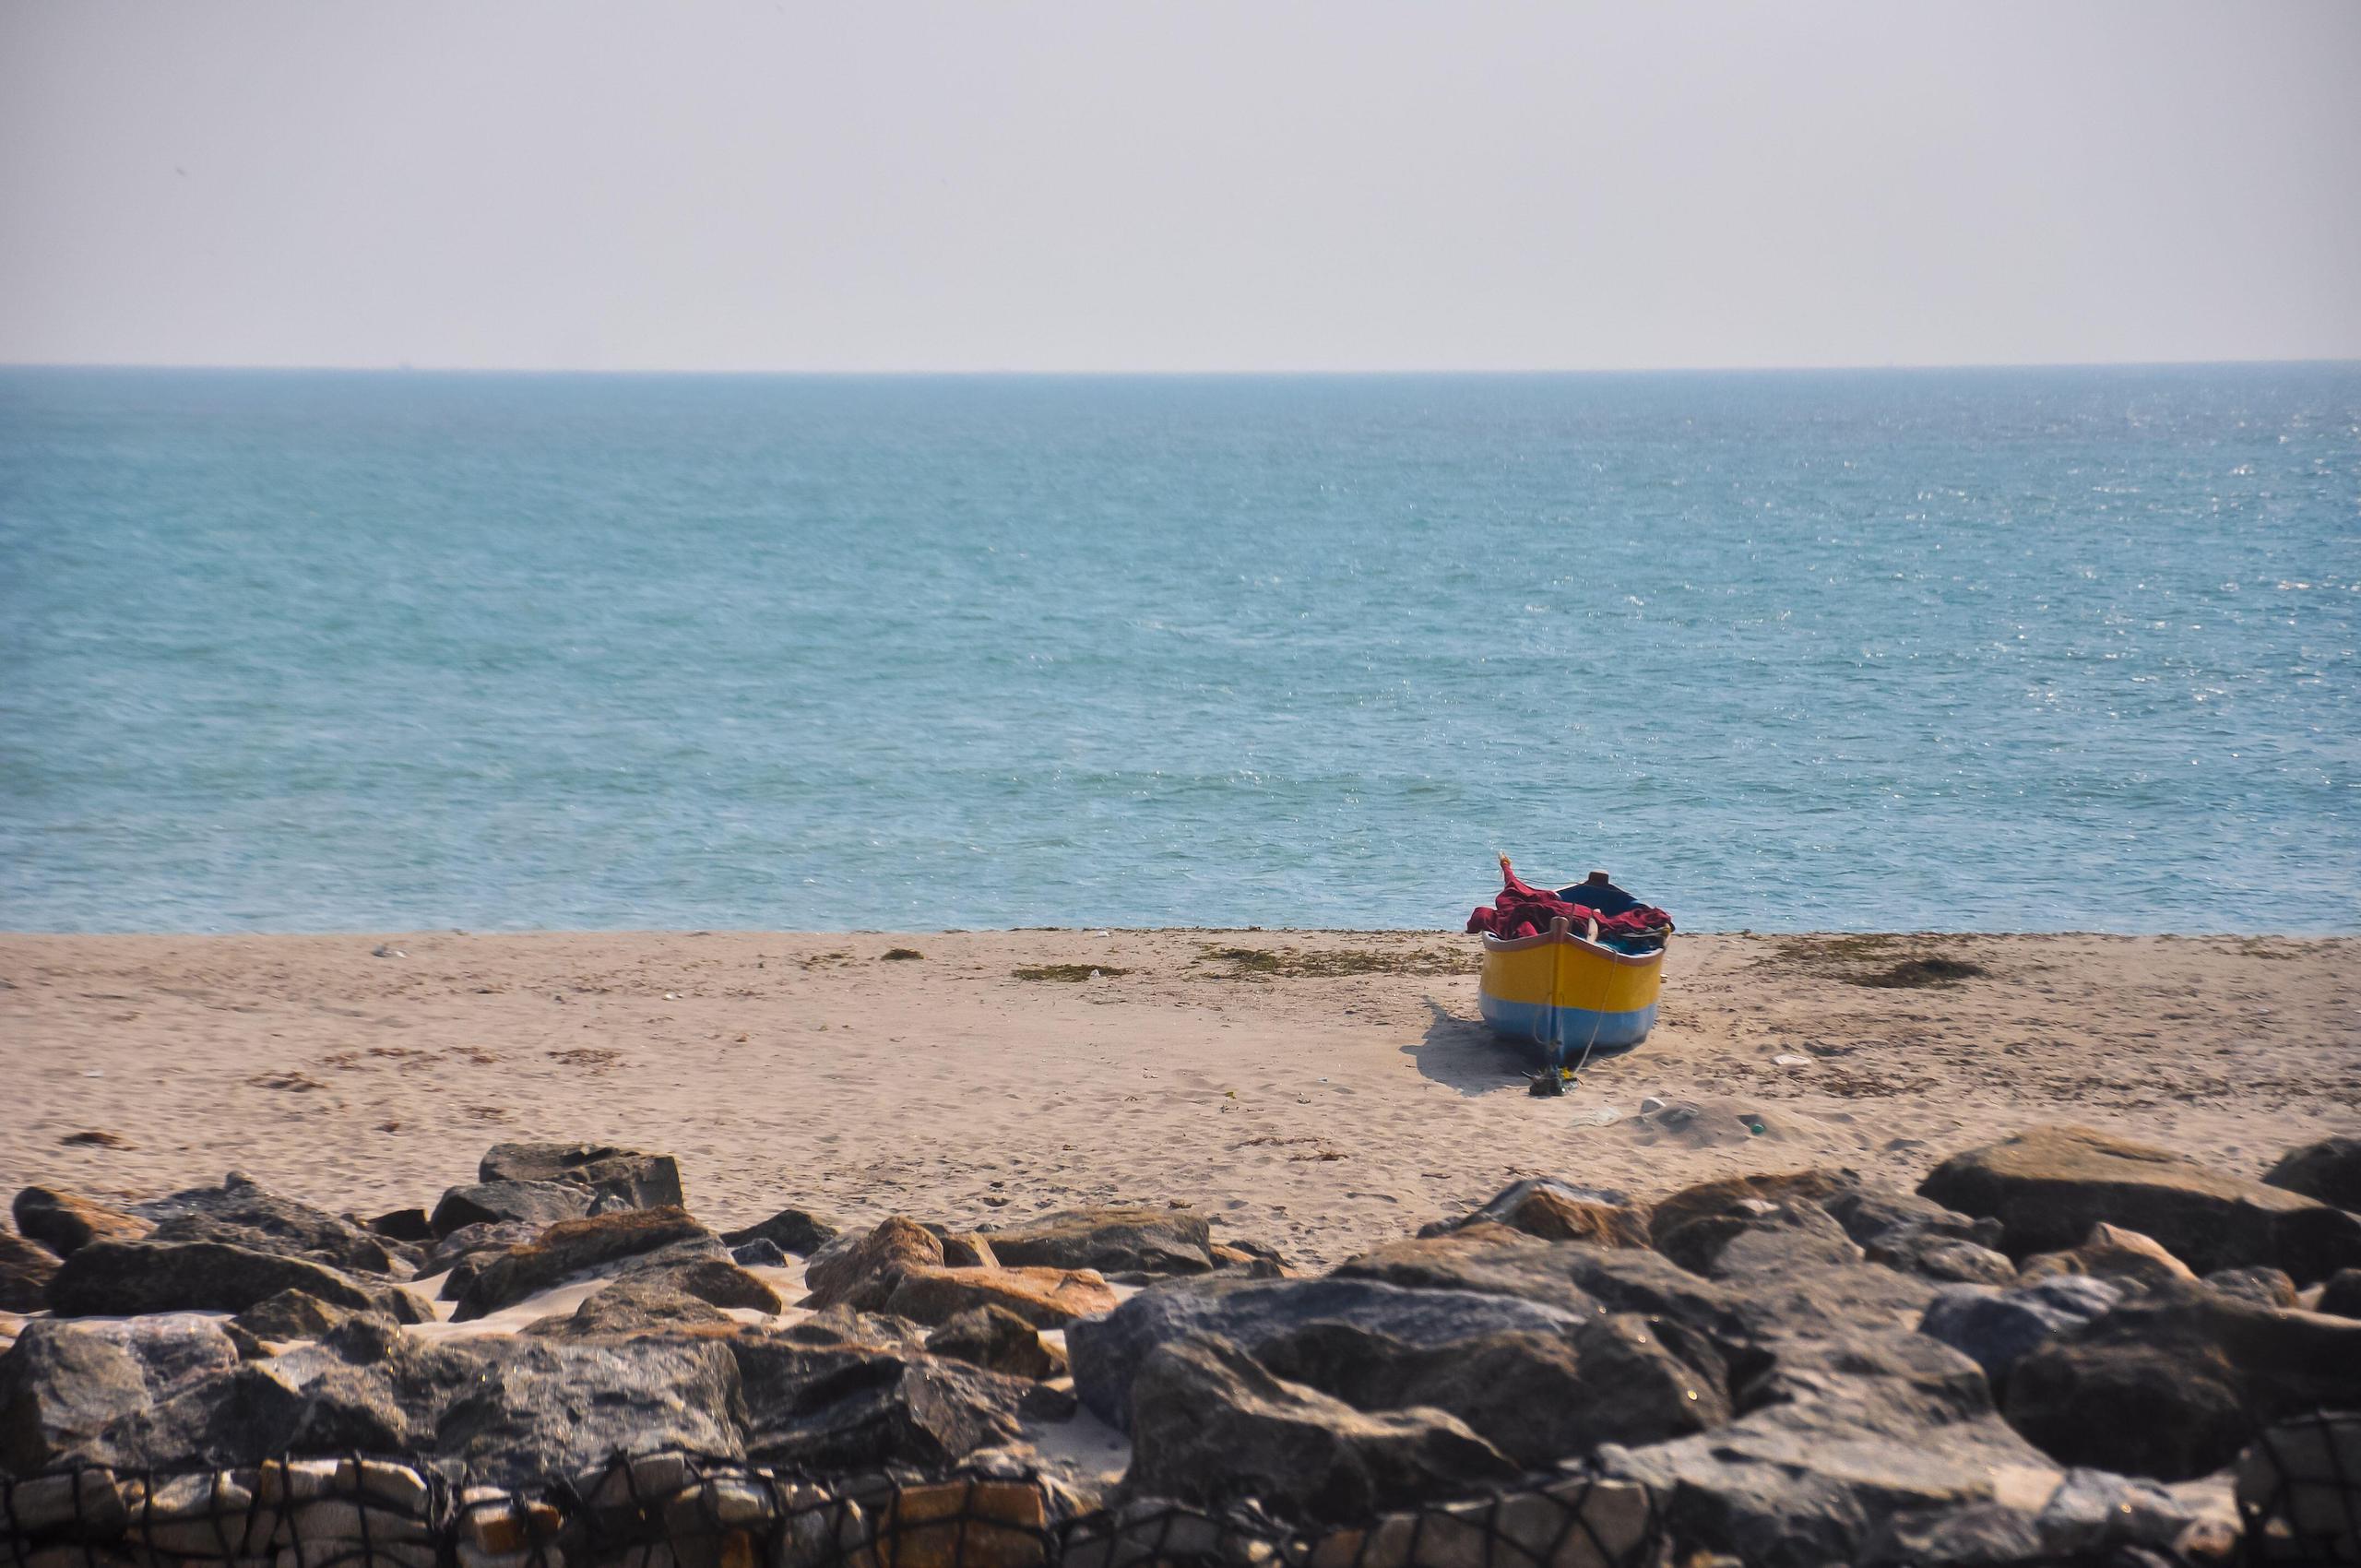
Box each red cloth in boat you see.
[1466,860,1672,940]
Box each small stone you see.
[730,1238,789,1268]
[1,1228,63,1311]
[801,1216,944,1312]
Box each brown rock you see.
[925,1305,1067,1380]
[1419,1179,1651,1249]
[1,1229,62,1311]
[928,1229,1000,1268]
[14,1187,153,1258]
[1651,1170,1854,1243]
[1920,1124,2361,1283]
[2019,1223,2201,1291]
[449,1206,714,1321]
[883,1263,1118,1328]
[982,1206,1213,1276]
[801,1216,944,1312]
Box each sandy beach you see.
[2,928,2354,1269]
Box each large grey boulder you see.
[1920,1124,2361,1283]
[729,1335,1040,1474]
[1330,1226,1753,1343]
[89,1315,479,1468]
[2001,1279,2361,1480]
[133,1174,404,1276]
[13,1186,152,1258]
[1598,1330,2061,1568]
[47,1238,425,1321]
[1916,1275,2123,1383]
[434,1336,743,1490]
[1067,1274,1589,1431]
[982,1206,1214,1276]
[1252,1312,1727,1468]
[478,1142,684,1208]
[2262,1134,2361,1213]
[1125,1335,1518,1527]
[0,1315,241,1472]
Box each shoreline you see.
[4,928,2354,1271]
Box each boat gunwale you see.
[1477,921,1669,969]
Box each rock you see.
[778,1304,931,1356]
[883,1263,1118,1328]
[1651,1170,1854,1246]
[95,1314,468,1468]
[48,1239,424,1321]
[1919,1123,2361,1283]
[730,1335,1038,1473]
[1819,1182,2007,1250]
[611,1249,783,1313]
[1857,1502,2047,1566]
[1330,1226,1753,1344]
[928,1228,1001,1268]
[730,1237,789,1268]
[423,1220,544,1276]
[2003,1280,2361,1479]
[2204,1265,2299,1309]
[478,1142,685,1208]
[1416,1178,1651,1249]
[2019,1222,2200,1291]
[448,1206,713,1321]
[1598,1330,2061,1568]
[1658,1196,1864,1278]
[1864,1229,2019,1286]
[234,1289,373,1341]
[1,1229,61,1311]
[2318,1267,2361,1319]
[133,1174,403,1276]
[2262,1134,2361,1212]
[720,1204,840,1257]
[1126,1335,1516,1526]
[1303,1473,1655,1568]
[801,1216,944,1312]
[435,1336,743,1489]
[1067,1273,1591,1431]
[925,1306,1066,1380]
[1208,1240,1293,1277]
[14,1185,152,1257]
[0,1314,241,1471]
[523,1277,739,1337]
[2237,1410,2361,1564]
[1252,1312,1727,1469]
[1916,1276,2123,1383]
[429,1179,596,1238]
[362,1206,435,1242]
[982,1206,1214,1276]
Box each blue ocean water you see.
[1,366,2355,933]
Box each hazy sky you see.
[4,2,2357,372]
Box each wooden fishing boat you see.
[1478,914,1667,1068]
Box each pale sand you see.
[2,931,2355,1270]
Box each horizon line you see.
[5,355,2360,379]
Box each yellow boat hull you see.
[1478,919,1666,1066]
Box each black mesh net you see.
[2,1452,1664,1568]
[2238,1409,2361,1565]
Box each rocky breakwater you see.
[1,1128,2357,1568]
